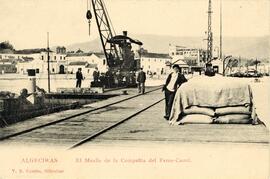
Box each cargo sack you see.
[179,114,213,124]
[183,106,215,117]
[214,114,251,124]
[215,106,251,115]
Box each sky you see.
[0,0,269,49]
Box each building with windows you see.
[65,53,108,75]
[140,52,172,75]
[0,59,17,74]
[0,51,42,74]
[169,44,207,68]
[56,46,66,54]
[39,51,67,74]
[15,50,67,74]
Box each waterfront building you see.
[0,59,17,74]
[15,50,67,74]
[169,44,207,68]
[139,52,172,75]
[65,53,107,75]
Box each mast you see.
[47,32,51,93]
[207,0,213,64]
[220,0,222,60]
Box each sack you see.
[215,106,251,115]
[184,106,215,117]
[179,114,213,124]
[214,114,251,124]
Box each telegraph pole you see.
[207,0,213,65]
[47,32,51,93]
[220,0,222,60]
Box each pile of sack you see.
[178,105,255,125]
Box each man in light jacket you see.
[162,64,187,120]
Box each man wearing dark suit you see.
[137,68,146,94]
[76,68,83,88]
[163,64,187,120]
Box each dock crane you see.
[86,0,143,87]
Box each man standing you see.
[137,68,146,94]
[163,64,187,120]
[93,67,100,83]
[76,68,83,88]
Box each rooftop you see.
[86,63,98,68]
[69,61,88,66]
[141,52,172,59]
[66,53,92,57]
[66,52,105,59]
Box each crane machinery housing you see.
[86,0,143,88]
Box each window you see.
[103,59,106,65]
[148,65,150,69]
[64,57,66,60]
[60,56,62,60]
[54,56,56,60]
[41,56,44,60]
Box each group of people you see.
[76,65,187,120]
[75,67,100,88]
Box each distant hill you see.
[61,34,270,59]
[62,38,102,53]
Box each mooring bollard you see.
[122,90,128,95]
[27,69,37,104]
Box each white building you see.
[0,49,68,74]
[39,51,67,74]
[17,58,45,74]
[140,52,172,75]
[169,44,206,67]
[65,53,108,75]
[15,51,67,74]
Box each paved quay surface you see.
[0,87,163,146]
[84,101,269,146]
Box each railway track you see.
[68,98,164,149]
[0,87,164,149]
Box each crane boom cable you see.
[101,0,116,36]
